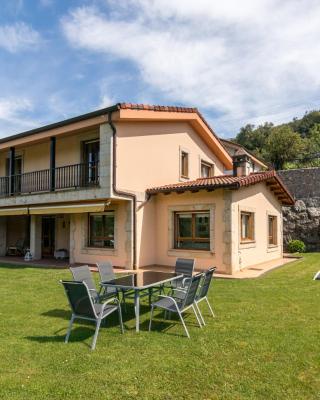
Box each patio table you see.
[101,271,183,332]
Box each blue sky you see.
[1,0,320,139]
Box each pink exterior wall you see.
[231,182,283,271]
[70,201,130,267]
[115,121,225,193]
[139,190,229,272]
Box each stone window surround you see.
[266,210,280,252]
[238,205,256,249]
[167,203,215,258]
[80,206,119,256]
[179,145,190,181]
[199,155,215,178]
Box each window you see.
[181,151,189,178]
[201,161,213,178]
[83,139,100,184]
[88,212,115,248]
[240,211,255,242]
[174,211,210,250]
[268,215,278,246]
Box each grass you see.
[0,255,319,400]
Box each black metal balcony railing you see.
[0,162,99,198]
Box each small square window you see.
[181,151,189,178]
[240,211,255,242]
[201,161,213,178]
[268,215,277,246]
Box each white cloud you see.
[0,97,37,137]
[62,1,320,134]
[0,97,33,121]
[99,94,115,108]
[0,22,42,53]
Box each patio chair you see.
[313,270,320,280]
[166,258,195,292]
[194,267,216,326]
[149,273,203,338]
[70,265,102,303]
[96,262,134,310]
[96,262,117,295]
[7,238,28,256]
[60,280,124,350]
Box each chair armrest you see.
[100,297,119,312]
[158,295,179,308]
[102,297,119,305]
[181,277,191,287]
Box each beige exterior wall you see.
[0,128,99,176]
[70,201,132,268]
[137,190,230,273]
[115,121,225,193]
[0,116,284,274]
[55,215,70,252]
[231,182,283,272]
[132,182,283,274]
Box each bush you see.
[287,239,306,253]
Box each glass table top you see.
[101,271,182,289]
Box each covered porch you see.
[0,199,133,268]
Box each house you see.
[220,138,269,174]
[0,103,294,274]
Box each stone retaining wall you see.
[278,168,320,251]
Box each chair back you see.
[96,262,115,283]
[198,267,216,299]
[61,280,96,319]
[70,265,96,292]
[175,258,195,277]
[182,273,202,308]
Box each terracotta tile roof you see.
[119,103,198,113]
[146,170,295,205]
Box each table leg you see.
[134,290,140,332]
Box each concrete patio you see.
[0,255,300,279]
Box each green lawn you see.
[0,255,319,400]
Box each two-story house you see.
[0,103,294,274]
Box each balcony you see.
[0,162,99,198]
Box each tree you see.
[290,110,320,138]
[234,122,273,156]
[297,123,320,167]
[264,126,305,170]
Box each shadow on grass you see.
[25,327,95,348]
[41,301,201,337]
[0,263,68,270]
